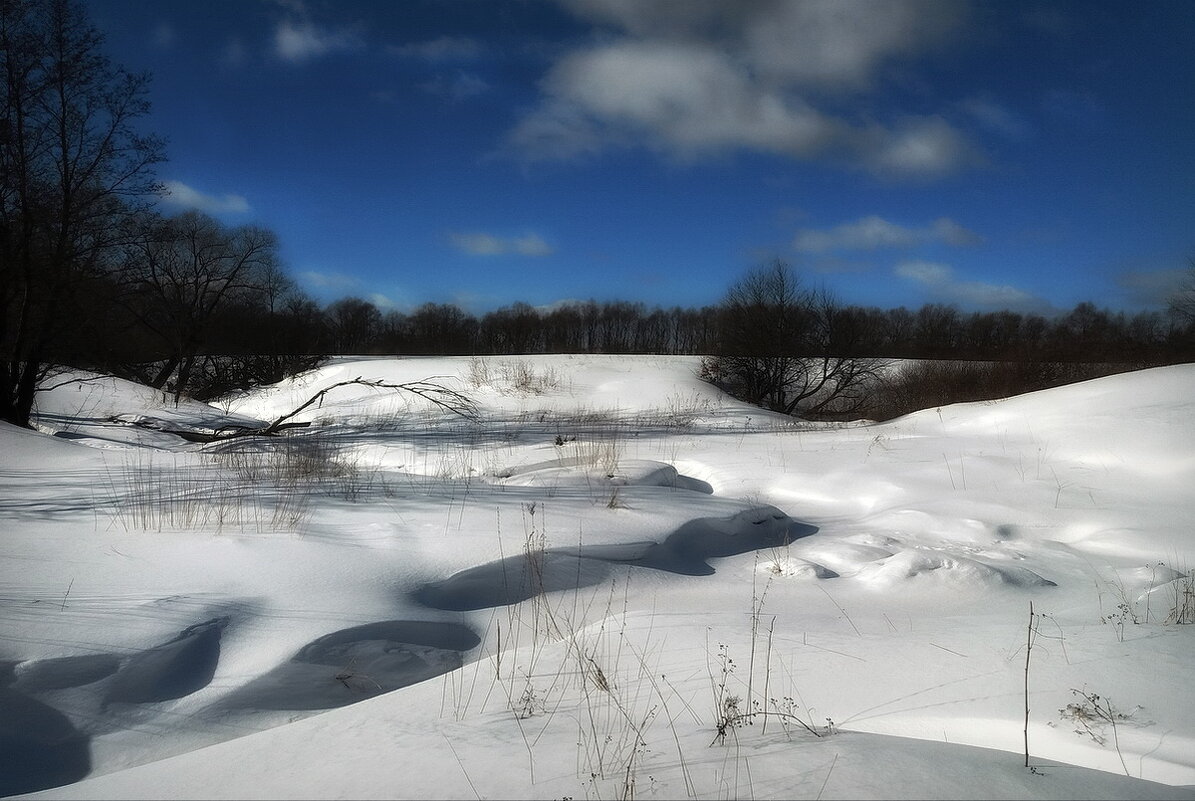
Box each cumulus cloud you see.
[529,40,842,160]
[450,232,555,257]
[794,216,981,252]
[274,18,363,63]
[509,0,977,177]
[560,0,957,88]
[896,259,1045,311]
[160,180,251,215]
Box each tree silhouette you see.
[119,211,281,400]
[1,0,164,426]
[707,260,882,419]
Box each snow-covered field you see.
[2,354,1193,800]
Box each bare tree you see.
[406,302,476,354]
[705,260,883,419]
[1,0,164,426]
[325,296,382,354]
[119,210,280,399]
[1170,257,1195,325]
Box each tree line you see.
[40,259,1193,409]
[306,292,1195,363]
[3,0,1193,427]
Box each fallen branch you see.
[123,376,479,442]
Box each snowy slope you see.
[2,356,1193,799]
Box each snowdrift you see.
[1,356,1193,799]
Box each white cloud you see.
[859,116,981,178]
[274,19,362,63]
[298,270,361,291]
[160,180,250,215]
[536,40,841,160]
[450,233,505,256]
[895,259,954,284]
[510,0,977,177]
[929,217,984,247]
[506,101,609,162]
[449,232,555,257]
[391,36,483,62]
[794,216,981,252]
[512,234,554,257]
[562,0,959,88]
[896,259,1045,311]
[796,216,917,252]
[368,293,396,309]
[739,0,955,88]
[960,97,1031,140]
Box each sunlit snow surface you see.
[2,355,1193,799]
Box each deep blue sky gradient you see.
[83,0,1195,315]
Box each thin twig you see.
[440,730,482,800]
[1024,601,1039,768]
[816,753,839,801]
[815,584,861,637]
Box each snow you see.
[2,355,1193,799]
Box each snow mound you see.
[788,539,897,575]
[756,555,839,579]
[496,457,712,493]
[855,549,1056,589]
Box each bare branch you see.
[120,376,479,443]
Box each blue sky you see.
[84,0,1194,315]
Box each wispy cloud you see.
[419,71,489,101]
[1116,268,1190,308]
[508,1,980,178]
[160,180,250,215]
[895,259,954,284]
[297,270,362,291]
[274,19,363,63]
[896,259,1046,311]
[390,36,483,62]
[1041,89,1105,125]
[449,232,555,257]
[220,37,249,69]
[960,97,1032,140]
[794,216,981,253]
